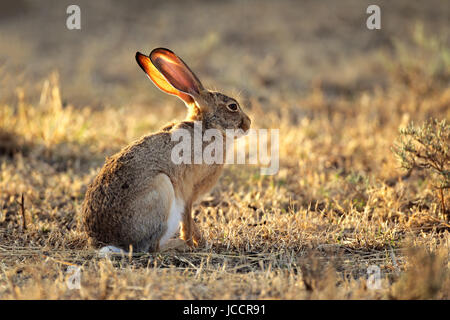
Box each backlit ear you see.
[150,48,204,97]
[136,51,195,106]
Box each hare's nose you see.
[240,116,251,132]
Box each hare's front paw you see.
[192,225,204,247]
[181,222,201,248]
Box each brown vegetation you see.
[0,0,449,299]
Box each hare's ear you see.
[136,49,204,106]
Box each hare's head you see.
[136,48,251,133]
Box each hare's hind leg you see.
[158,189,184,249]
[98,245,127,258]
[130,173,183,252]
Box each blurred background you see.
[0,0,448,107]
[0,0,449,299]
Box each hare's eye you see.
[227,103,238,112]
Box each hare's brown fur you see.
[82,91,250,252]
[82,48,250,252]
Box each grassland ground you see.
[0,0,449,299]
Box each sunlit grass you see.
[0,20,449,299]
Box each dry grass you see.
[0,0,449,299]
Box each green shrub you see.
[393,119,449,219]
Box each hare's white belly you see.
[159,197,184,247]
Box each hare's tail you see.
[98,245,127,258]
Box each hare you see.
[82,48,251,253]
